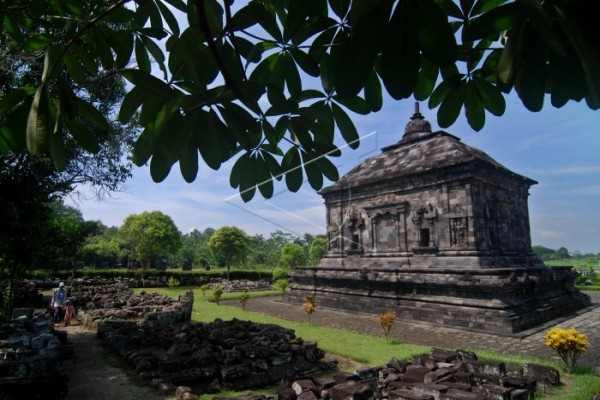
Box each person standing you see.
[63,300,75,326]
[51,282,67,323]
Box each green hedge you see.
[22,268,274,281]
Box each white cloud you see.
[537,229,567,240]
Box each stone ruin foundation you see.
[70,282,194,330]
[70,281,331,396]
[212,348,562,400]
[286,110,591,335]
[97,318,333,395]
[0,312,71,399]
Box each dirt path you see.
[56,325,173,400]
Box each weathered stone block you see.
[522,363,559,393]
[388,388,433,400]
[469,361,505,377]
[328,381,376,400]
[440,388,484,400]
[403,366,431,383]
[293,379,318,395]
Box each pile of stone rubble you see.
[71,283,194,330]
[0,312,72,399]
[204,348,562,400]
[97,318,334,395]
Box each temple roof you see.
[320,109,536,194]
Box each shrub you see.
[275,278,290,295]
[167,276,180,287]
[272,267,289,281]
[239,288,250,310]
[211,285,223,305]
[199,284,209,298]
[544,327,589,372]
[303,295,316,322]
[377,310,397,341]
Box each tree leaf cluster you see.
[1,0,598,200]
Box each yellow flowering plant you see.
[303,295,316,322]
[377,311,397,341]
[544,327,589,372]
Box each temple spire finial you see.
[411,102,424,120]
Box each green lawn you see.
[134,286,600,400]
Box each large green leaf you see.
[381,0,420,100]
[331,0,393,97]
[239,154,257,202]
[118,86,144,123]
[49,116,67,171]
[470,0,509,17]
[70,44,99,75]
[303,151,324,190]
[364,70,383,112]
[150,145,177,183]
[464,80,485,131]
[65,119,100,153]
[308,25,336,62]
[25,34,52,51]
[156,0,180,36]
[332,102,359,149]
[230,152,250,188]
[0,87,36,115]
[437,80,466,128]
[76,99,109,131]
[411,0,457,67]
[178,121,199,183]
[232,2,265,31]
[0,98,31,152]
[135,37,151,73]
[464,2,519,41]
[113,30,134,69]
[473,77,505,116]
[554,4,600,109]
[140,35,167,79]
[266,99,299,116]
[284,53,302,99]
[288,48,320,77]
[316,155,339,182]
[64,51,87,84]
[332,95,370,115]
[26,85,51,155]
[414,57,439,100]
[90,25,114,70]
[435,0,464,19]
[122,69,175,99]
[514,24,546,112]
[283,147,303,192]
[256,154,274,199]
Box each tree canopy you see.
[1,0,598,201]
[208,226,251,279]
[280,242,306,268]
[120,210,182,270]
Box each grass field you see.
[134,286,600,400]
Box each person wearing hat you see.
[51,282,67,323]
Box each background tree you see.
[280,242,307,269]
[308,236,328,266]
[82,225,126,268]
[2,0,597,201]
[120,211,181,280]
[44,201,102,271]
[208,226,250,280]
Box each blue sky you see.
[68,91,600,254]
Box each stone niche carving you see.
[285,108,591,334]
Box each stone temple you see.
[286,108,591,335]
